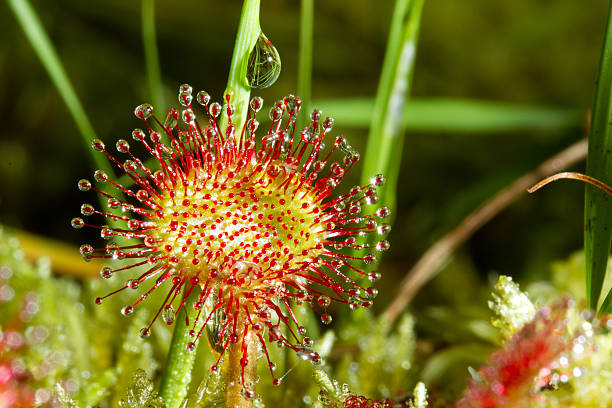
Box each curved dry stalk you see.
[528,171,612,196]
[383,138,588,323]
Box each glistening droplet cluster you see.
[73,84,390,389]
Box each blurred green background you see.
[0,0,608,309]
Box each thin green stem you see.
[222,0,261,139]
[297,0,314,130]
[142,0,165,111]
[159,289,203,408]
[7,0,112,175]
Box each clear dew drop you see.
[91,139,105,152]
[250,96,263,112]
[139,327,151,338]
[197,90,211,106]
[116,139,130,153]
[377,223,391,235]
[209,102,222,118]
[376,206,391,219]
[376,240,390,252]
[246,33,281,89]
[71,218,84,229]
[80,204,94,216]
[134,103,153,119]
[100,266,112,279]
[371,174,386,187]
[94,170,108,183]
[132,128,146,141]
[121,305,133,316]
[77,179,91,191]
[368,272,381,282]
[178,83,193,106]
[162,305,176,325]
[320,314,333,325]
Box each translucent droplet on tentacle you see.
[77,179,91,191]
[178,83,193,106]
[206,301,227,354]
[71,218,84,229]
[134,103,153,119]
[164,109,179,130]
[91,139,105,152]
[162,305,175,325]
[197,90,211,106]
[246,33,281,89]
[80,203,94,216]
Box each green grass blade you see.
[7,0,129,239]
[316,98,583,133]
[297,0,314,130]
[360,0,425,218]
[585,1,612,312]
[7,0,113,176]
[142,0,165,111]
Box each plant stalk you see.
[297,0,314,130]
[142,0,165,111]
[222,0,262,140]
[224,311,259,408]
[159,289,203,408]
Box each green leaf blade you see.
[585,2,612,312]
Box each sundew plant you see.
[4,0,612,407]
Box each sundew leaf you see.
[315,97,583,133]
[585,2,612,313]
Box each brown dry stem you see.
[383,138,588,323]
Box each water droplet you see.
[377,223,391,235]
[365,287,378,299]
[317,295,331,308]
[372,174,386,187]
[80,204,94,216]
[209,102,222,118]
[140,327,151,338]
[162,305,175,324]
[116,139,130,153]
[71,218,84,229]
[246,34,281,89]
[77,179,91,191]
[178,84,193,106]
[94,170,108,183]
[182,108,195,124]
[250,96,263,112]
[121,305,133,316]
[376,240,390,251]
[320,314,333,325]
[197,91,211,106]
[368,272,381,282]
[132,128,146,141]
[376,206,390,219]
[100,266,112,279]
[91,139,105,152]
[134,103,154,119]
[79,244,93,256]
[164,109,179,130]
[363,254,377,264]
